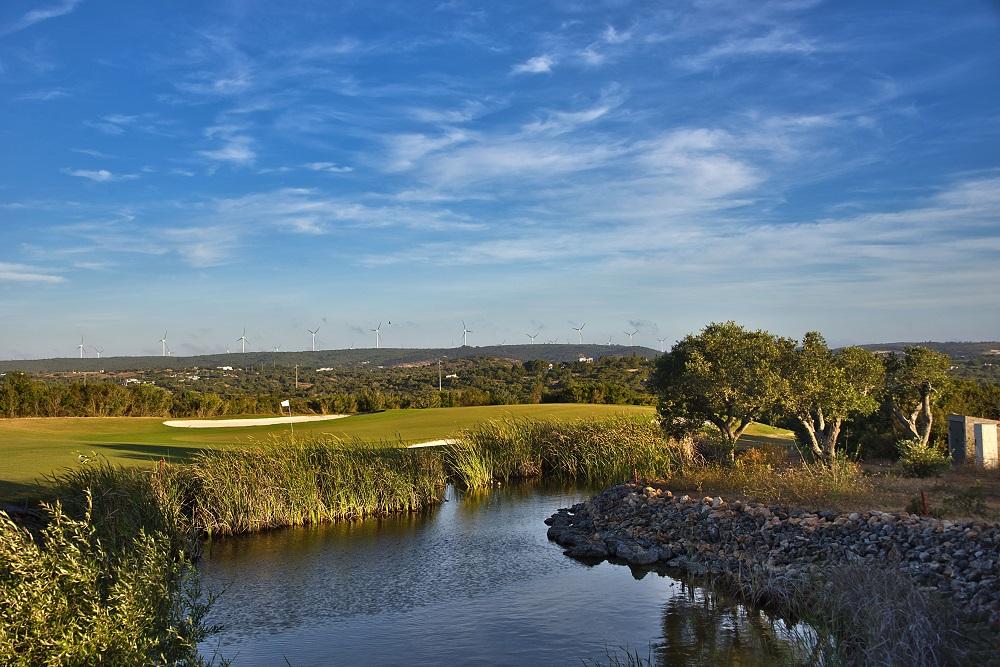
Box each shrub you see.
[0,494,217,666]
[896,438,950,478]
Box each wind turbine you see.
[236,328,249,354]
[525,332,539,344]
[94,347,104,359]
[370,322,382,349]
[307,325,320,352]
[657,337,667,353]
[607,335,613,346]
[624,329,638,344]
[77,336,85,359]
[159,331,169,357]
[572,322,587,345]
[462,321,472,347]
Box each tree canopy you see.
[886,346,951,447]
[783,332,884,460]
[651,321,794,462]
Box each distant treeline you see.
[0,369,655,419]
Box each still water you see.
[199,484,812,666]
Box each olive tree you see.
[651,321,794,463]
[783,332,884,461]
[886,346,951,447]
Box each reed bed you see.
[445,415,688,490]
[190,439,445,535]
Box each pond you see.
[199,484,814,666]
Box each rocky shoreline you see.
[545,483,1000,624]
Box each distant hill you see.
[0,344,660,373]
[856,342,1000,358]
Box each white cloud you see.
[384,130,471,172]
[0,262,64,283]
[511,55,554,75]
[16,88,71,101]
[198,125,256,166]
[522,103,614,135]
[681,29,818,70]
[62,168,138,182]
[303,162,353,173]
[602,26,631,44]
[1,0,82,36]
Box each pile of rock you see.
[545,483,1000,623]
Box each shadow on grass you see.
[738,434,794,448]
[89,442,204,465]
[0,479,48,506]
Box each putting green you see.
[0,404,654,501]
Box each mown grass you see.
[445,415,691,490]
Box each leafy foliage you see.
[896,438,951,478]
[0,495,217,666]
[886,347,952,447]
[783,333,884,461]
[652,322,794,462]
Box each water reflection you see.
[199,483,815,666]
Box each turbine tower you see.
[370,322,382,349]
[159,331,168,357]
[462,321,472,347]
[572,322,587,345]
[236,328,249,354]
[525,332,538,344]
[307,325,320,352]
[657,337,667,353]
[77,336,85,359]
[625,329,638,344]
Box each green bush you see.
[896,439,950,478]
[0,494,217,666]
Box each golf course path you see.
[163,415,350,429]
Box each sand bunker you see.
[163,415,350,429]
[406,438,459,448]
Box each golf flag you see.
[280,399,290,408]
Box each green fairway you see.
[0,404,654,501]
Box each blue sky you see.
[1,0,999,358]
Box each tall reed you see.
[190,438,446,535]
[445,415,686,489]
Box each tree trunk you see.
[797,415,824,460]
[918,390,933,447]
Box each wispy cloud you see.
[511,54,554,74]
[61,168,138,182]
[303,162,353,173]
[71,148,115,159]
[84,113,173,136]
[1,0,82,36]
[15,88,71,101]
[680,28,819,70]
[0,262,64,283]
[197,124,256,166]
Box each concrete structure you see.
[948,414,1000,465]
[975,422,998,469]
